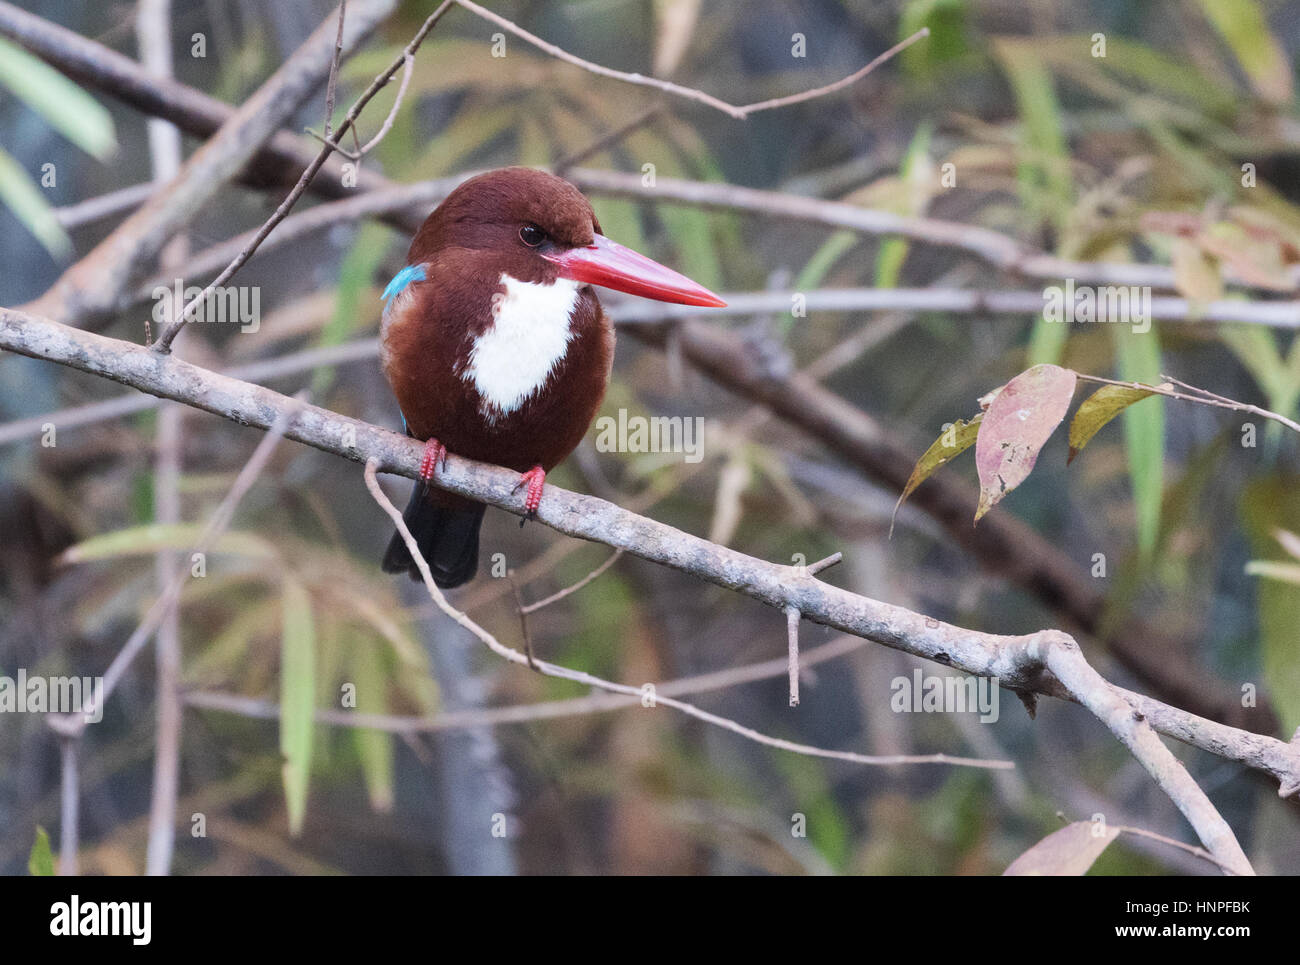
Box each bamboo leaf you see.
[1171,238,1223,303]
[1195,0,1293,105]
[0,146,72,260]
[280,577,316,836]
[0,37,116,159]
[1113,329,1165,558]
[58,523,277,565]
[1274,529,1300,561]
[350,644,395,813]
[1004,821,1119,876]
[1245,561,1300,586]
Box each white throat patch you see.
[464,273,580,420]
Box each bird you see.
[378,167,725,587]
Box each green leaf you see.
[28,826,54,876]
[993,40,1072,234]
[1067,383,1164,464]
[1113,328,1164,559]
[794,230,858,292]
[280,576,316,836]
[1194,0,1293,105]
[0,37,116,160]
[874,121,932,289]
[1027,312,1070,367]
[892,413,981,535]
[316,222,392,395]
[350,644,395,813]
[0,146,72,260]
[59,523,277,564]
[900,0,969,77]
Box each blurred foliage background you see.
[2,0,1299,875]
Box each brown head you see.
[407,167,725,305]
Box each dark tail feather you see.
[381,484,486,587]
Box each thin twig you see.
[322,0,347,141]
[365,458,1008,771]
[1075,372,1300,435]
[452,0,925,119]
[137,0,185,878]
[1113,823,1234,874]
[553,103,664,174]
[506,572,538,670]
[735,29,930,115]
[54,181,159,229]
[519,548,624,614]
[352,52,413,158]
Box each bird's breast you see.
[460,273,581,424]
[381,267,613,472]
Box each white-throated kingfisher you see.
[379,167,725,586]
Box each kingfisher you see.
[379,167,725,586]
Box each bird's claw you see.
[513,465,546,524]
[418,438,448,482]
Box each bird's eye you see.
[519,224,545,247]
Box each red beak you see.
[542,233,726,307]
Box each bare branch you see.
[451,0,925,119]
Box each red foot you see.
[419,438,447,482]
[513,465,546,521]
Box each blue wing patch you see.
[382,264,426,302]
